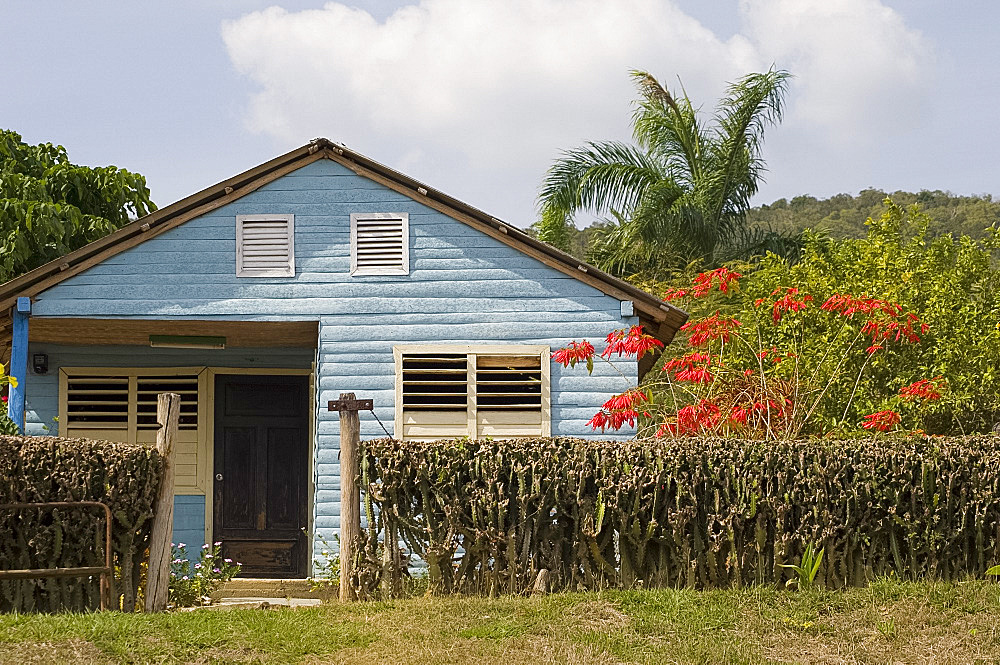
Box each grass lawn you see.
[1,579,999,664]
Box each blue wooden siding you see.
[173,495,206,556]
[26,158,640,567]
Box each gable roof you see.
[0,138,687,357]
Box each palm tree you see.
[537,68,792,278]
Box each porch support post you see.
[7,297,30,433]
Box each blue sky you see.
[2,1,998,227]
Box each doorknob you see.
[215,473,223,482]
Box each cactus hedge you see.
[0,435,162,612]
[358,435,1000,595]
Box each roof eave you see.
[0,138,688,335]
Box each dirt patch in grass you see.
[762,594,1000,665]
[0,638,107,665]
[565,600,630,632]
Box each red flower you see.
[657,399,722,436]
[821,294,901,318]
[766,287,814,322]
[552,340,595,367]
[664,352,710,372]
[866,344,883,355]
[587,411,610,430]
[602,325,664,360]
[587,408,639,431]
[675,366,713,383]
[680,313,741,347]
[899,377,945,402]
[664,352,713,383]
[861,409,901,432]
[602,389,649,411]
[664,267,741,300]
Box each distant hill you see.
[543,189,1000,262]
[747,189,1000,240]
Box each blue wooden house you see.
[0,139,686,577]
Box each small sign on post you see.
[329,392,366,602]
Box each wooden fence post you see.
[145,392,180,612]
[338,392,361,602]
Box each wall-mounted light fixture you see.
[149,335,226,350]
[32,353,48,374]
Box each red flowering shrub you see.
[555,201,1000,437]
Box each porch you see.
[11,317,320,578]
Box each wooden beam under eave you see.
[28,319,319,349]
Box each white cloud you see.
[741,0,930,140]
[222,0,933,225]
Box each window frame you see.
[393,344,551,440]
[350,212,410,276]
[236,214,295,278]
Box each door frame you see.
[206,367,314,576]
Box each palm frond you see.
[704,68,791,231]
[538,141,664,222]
[630,71,704,187]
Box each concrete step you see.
[212,578,336,601]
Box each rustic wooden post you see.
[145,392,180,612]
[328,392,371,602]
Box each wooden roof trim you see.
[0,144,323,311]
[0,137,687,331]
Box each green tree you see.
[0,130,156,283]
[536,68,792,279]
[748,189,1000,241]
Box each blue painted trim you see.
[8,298,30,432]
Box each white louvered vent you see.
[236,214,295,277]
[351,213,409,275]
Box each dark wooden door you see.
[213,374,309,578]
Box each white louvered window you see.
[351,213,409,276]
[236,214,295,277]
[394,346,550,441]
[61,370,205,492]
[64,373,200,439]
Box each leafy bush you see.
[168,542,241,608]
[559,201,1000,437]
[0,435,161,612]
[360,435,1000,595]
